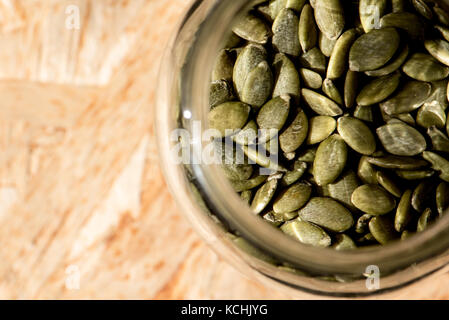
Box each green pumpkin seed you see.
[281,160,308,186]
[302,89,343,116]
[306,116,336,145]
[353,105,373,122]
[242,145,287,172]
[230,175,268,192]
[299,4,317,52]
[240,190,253,204]
[426,80,448,110]
[403,53,449,82]
[297,147,317,163]
[417,208,434,232]
[322,79,343,105]
[222,161,253,181]
[210,80,235,109]
[434,7,449,26]
[356,72,401,106]
[349,28,400,72]
[344,70,358,108]
[314,0,345,40]
[436,24,449,43]
[401,230,414,240]
[358,156,378,184]
[299,47,327,74]
[212,49,234,82]
[394,189,413,232]
[272,9,301,56]
[332,234,357,250]
[377,121,427,156]
[356,214,373,234]
[392,0,405,13]
[436,181,449,216]
[279,108,309,153]
[328,170,360,211]
[269,0,307,20]
[233,44,267,97]
[232,13,271,44]
[411,179,436,212]
[412,0,433,20]
[251,179,279,214]
[281,219,332,247]
[416,101,447,129]
[367,155,429,170]
[380,81,431,115]
[376,171,402,197]
[314,134,348,186]
[241,61,273,107]
[257,96,291,143]
[327,29,357,79]
[422,151,449,182]
[395,169,435,180]
[428,125,449,153]
[351,185,396,215]
[380,12,424,39]
[300,68,323,89]
[298,197,354,232]
[273,181,312,213]
[337,116,376,155]
[318,32,337,57]
[359,0,387,32]
[425,39,449,67]
[369,216,398,244]
[273,54,301,99]
[264,211,298,226]
[365,44,409,77]
[233,120,258,145]
[357,232,377,245]
[209,102,251,137]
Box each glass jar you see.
[156,0,449,297]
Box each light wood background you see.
[0,0,449,299]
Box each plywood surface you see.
[0,0,448,299]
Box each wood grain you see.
[0,0,448,299]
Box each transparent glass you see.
[156,0,449,297]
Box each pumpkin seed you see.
[401,230,414,240]
[358,156,378,184]
[279,108,309,153]
[299,47,327,73]
[436,181,449,216]
[380,81,431,115]
[272,9,301,56]
[425,39,449,67]
[232,13,271,44]
[281,219,332,247]
[436,25,449,42]
[394,190,413,232]
[376,171,402,197]
[241,61,273,107]
[210,80,235,109]
[365,44,409,77]
[392,0,405,13]
[299,4,317,52]
[412,0,433,20]
[240,190,253,204]
[269,0,307,20]
[281,160,308,186]
[377,121,427,156]
[242,145,287,172]
[417,208,434,232]
[428,125,449,153]
[356,214,373,234]
[344,70,358,108]
[416,101,447,129]
[273,181,312,213]
[332,234,357,250]
[349,28,400,72]
[322,79,343,105]
[233,120,258,145]
[422,151,449,182]
[307,116,336,145]
[233,44,267,97]
[302,88,343,116]
[359,0,387,32]
[396,169,435,180]
[300,68,323,89]
[369,216,398,244]
[318,32,337,57]
[273,54,301,99]
[212,49,234,82]
[328,170,360,211]
[367,155,429,170]
[298,197,354,232]
[380,12,424,39]
[327,29,357,79]
[337,116,376,155]
[314,0,345,40]
[351,185,396,215]
[434,6,449,26]
[411,179,436,212]
[353,105,373,122]
[257,95,291,143]
[356,72,401,106]
[251,179,279,214]
[403,53,449,82]
[209,102,251,137]
[314,134,348,186]
[230,175,268,192]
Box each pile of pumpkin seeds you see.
[208,0,449,249]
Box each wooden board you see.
[0,0,448,299]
